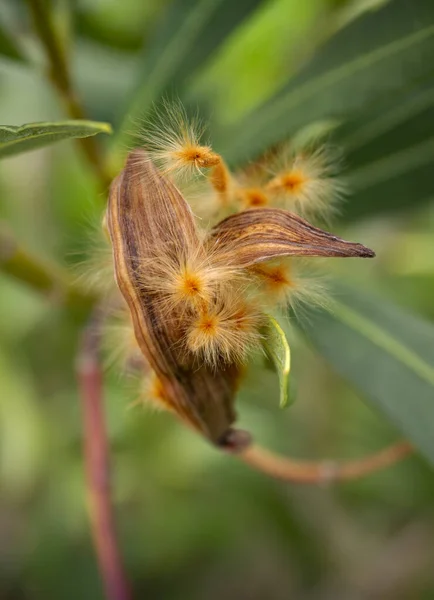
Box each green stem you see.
[25,0,112,190]
[0,225,96,312]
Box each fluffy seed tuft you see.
[265,144,345,220]
[102,309,145,373]
[251,259,331,316]
[138,246,239,317]
[237,187,269,209]
[129,371,174,413]
[140,100,219,179]
[186,295,263,366]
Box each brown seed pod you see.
[107,149,247,448]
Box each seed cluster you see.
[143,101,344,222]
[138,247,263,366]
[101,101,374,442]
[132,102,343,376]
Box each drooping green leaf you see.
[335,83,434,220]
[222,0,434,164]
[114,0,264,147]
[262,316,292,409]
[343,137,434,220]
[0,22,26,63]
[298,284,434,465]
[339,83,434,162]
[0,121,112,159]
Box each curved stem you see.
[25,0,112,189]
[0,224,95,312]
[77,310,132,600]
[237,441,413,484]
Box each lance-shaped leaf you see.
[298,283,434,465]
[107,149,247,447]
[0,121,112,159]
[333,82,434,221]
[208,208,374,267]
[222,0,434,164]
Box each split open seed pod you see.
[107,149,374,449]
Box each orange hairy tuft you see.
[265,144,344,220]
[140,99,221,180]
[251,259,330,314]
[254,262,292,288]
[173,144,220,169]
[148,372,172,410]
[138,247,238,316]
[251,262,293,303]
[186,295,263,366]
[277,170,307,193]
[169,263,210,308]
[238,187,269,208]
[130,372,174,413]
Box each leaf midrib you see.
[0,122,111,151]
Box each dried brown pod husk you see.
[107,149,247,448]
[208,208,374,268]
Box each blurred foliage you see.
[1,0,434,599]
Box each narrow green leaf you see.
[333,83,434,220]
[339,83,434,159]
[299,284,434,465]
[0,23,26,63]
[0,120,112,159]
[114,0,264,147]
[343,137,434,219]
[262,316,292,408]
[222,0,434,164]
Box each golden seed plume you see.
[137,244,237,317]
[265,144,345,220]
[102,309,146,373]
[73,217,116,295]
[127,370,173,413]
[237,187,270,209]
[251,259,330,315]
[139,99,220,179]
[141,371,175,412]
[186,294,263,366]
[228,161,271,211]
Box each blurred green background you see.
[1,0,434,598]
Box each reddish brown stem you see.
[237,441,413,484]
[77,314,132,600]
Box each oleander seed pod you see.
[107,148,374,448]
